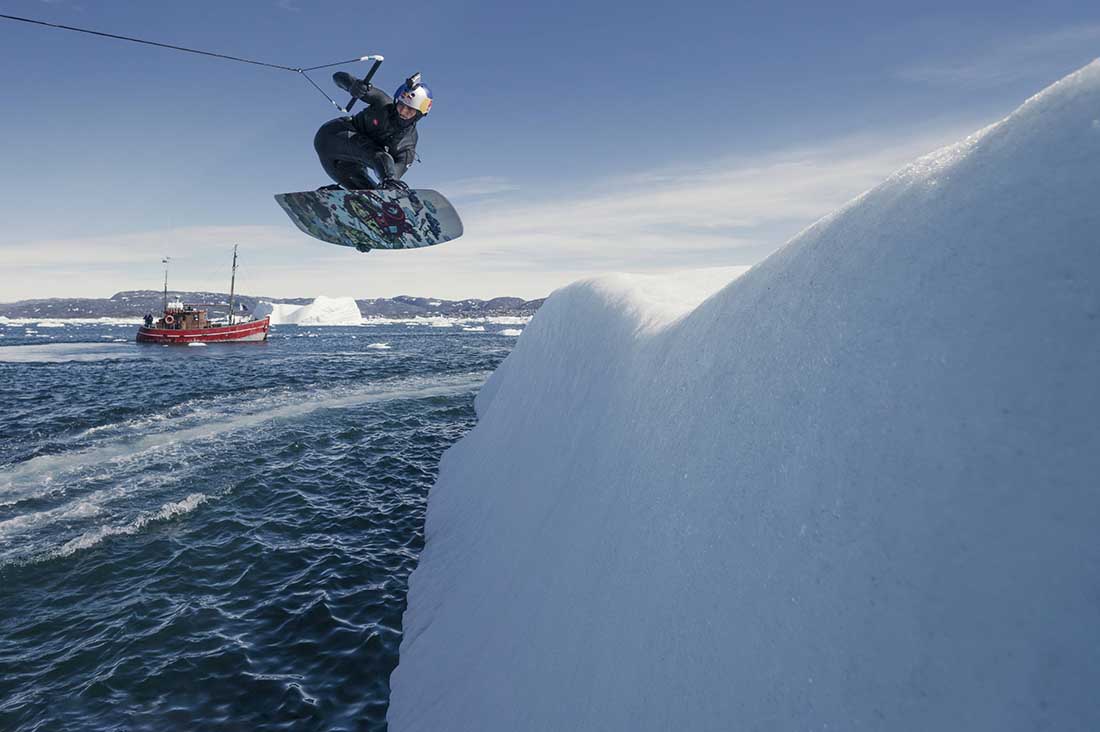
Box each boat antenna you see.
[228,245,239,326]
[162,257,171,313]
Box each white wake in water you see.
[49,492,210,562]
[0,371,487,565]
[0,343,143,363]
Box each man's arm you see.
[391,148,415,179]
[333,72,391,108]
[388,128,419,180]
[373,148,414,183]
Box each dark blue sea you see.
[0,319,520,731]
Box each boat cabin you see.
[158,302,210,330]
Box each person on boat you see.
[144,313,154,327]
[313,72,433,192]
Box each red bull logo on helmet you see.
[395,80,433,116]
[399,89,432,114]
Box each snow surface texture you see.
[253,296,362,325]
[389,62,1100,730]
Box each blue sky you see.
[1,0,1099,300]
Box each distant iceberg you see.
[363,315,531,327]
[253,296,362,326]
[0,317,142,326]
[389,61,1100,730]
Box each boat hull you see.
[136,317,270,344]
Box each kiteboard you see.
[275,188,463,252]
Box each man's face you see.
[396,103,417,121]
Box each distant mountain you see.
[0,291,545,320]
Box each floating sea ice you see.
[0,343,140,363]
[367,343,392,350]
[499,329,523,336]
[463,326,486,332]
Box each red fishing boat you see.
[137,246,270,345]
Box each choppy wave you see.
[48,492,210,561]
[0,323,507,731]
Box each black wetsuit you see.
[314,85,419,190]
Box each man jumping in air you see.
[314,71,433,191]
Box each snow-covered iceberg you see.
[388,62,1100,730]
[253,296,362,325]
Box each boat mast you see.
[162,257,171,313]
[228,245,239,326]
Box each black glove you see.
[333,71,371,99]
[381,178,410,193]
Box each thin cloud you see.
[0,226,300,268]
[453,127,969,261]
[898,25,1100,88]
[1,124,975,302]
[440,176,520,199]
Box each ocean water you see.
[0,320,520,731]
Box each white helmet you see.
[394,73,433,116]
